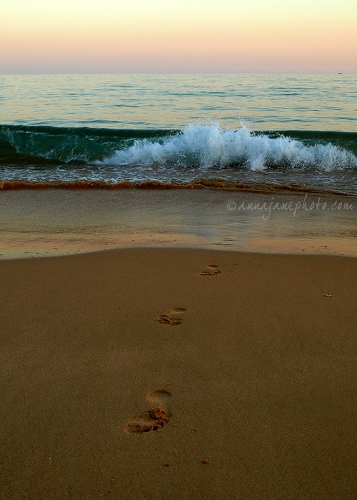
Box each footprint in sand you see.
[156,307,186,326]
[199,264,220,276]
[124,389,172,433]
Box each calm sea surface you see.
[0,74,356,194]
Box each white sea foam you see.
[100,123,357,172]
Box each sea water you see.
[0,73,356,194]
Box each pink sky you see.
[1,0,356,73]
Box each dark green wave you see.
[0,125,176,165]
[269,130,357,155]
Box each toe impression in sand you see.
[124,389,172,434]
[156,307,186,326]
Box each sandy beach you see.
[1,246,356,499]
[1,43,357,500]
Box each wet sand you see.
[1,189,356,259]
[0,247,356,499]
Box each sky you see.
[1,0,356,73]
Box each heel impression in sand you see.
[199,264,220,276]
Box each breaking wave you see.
[100,123,357,172]
[0,123,356,172]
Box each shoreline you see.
[1,247,356,498]
[1,189,356,260]
[0,179,355,197]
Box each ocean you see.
[0,73,356,195]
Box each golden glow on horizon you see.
[1,0,356,73]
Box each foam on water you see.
[101,123,357,172]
